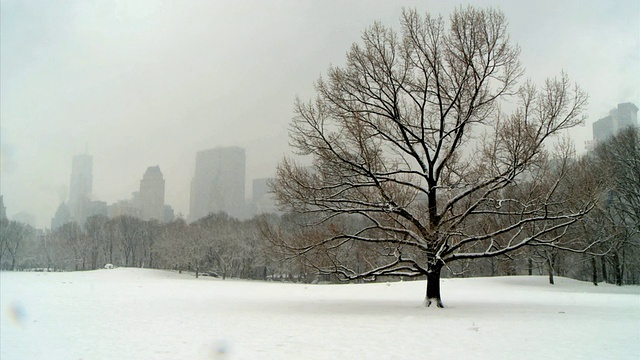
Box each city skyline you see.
[42,145,274,229]
[2,0,638,227]
[32,98,635,230]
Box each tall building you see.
[189,147,246,221]
[139,166,165,221]
[12,212,36,227]
[51,203,71,230]
[0,195,6,221]
[592,102,638,143]
[163,205,175,223]
[86,201,108,218]
[108,199,141,218]
[68,154,93,223]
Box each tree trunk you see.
[546,257,555,285]
[613,252,623,286]
[528,258,533,276]
[591,256,598,286]
[490,257,496,277]
[620,248,625,285]
[425,262,444,308]
[601,256,608,283]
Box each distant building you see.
[12,212,36,228]
[139,166,165,221]
[163,205,175,223]
[189,147,246,221]
[86,200,108,218]
[68,154,93,224]
[592,102,638,143]
[51,203,71,230]
[0,195,6,221]
[108,199,141,218]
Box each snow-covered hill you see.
[2,268,638,359]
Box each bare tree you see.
[0,220,34,270]
[55,222,85,271]
[102,218,121,265]
[85,215,109,270]
[156,218,189,272]
[588,127,640,284]
[110,215,144,267]
[271,7,593,307]
[138,220,161,268]
[184,220,211,278]
[0,218,10,268]
[194,212,256,280]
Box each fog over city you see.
[1,0,638,228]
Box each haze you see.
[1,0,638,228]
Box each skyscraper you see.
[592,102,639,143]
[68,154,93,223]
[139,166,165,221]
[0,195,7,221]
[189,147,246,221]
[51,202,71,230]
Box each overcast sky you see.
[1,0,638,228]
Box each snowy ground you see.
[1,268,639,359]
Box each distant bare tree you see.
[184,220,211,278]
[156,218,189,272]
[102,218,121,265]
[85,215,109,270]
[0,220,34,270]
[55,222,85,270]
[111,215,144,267]
[138,220,161,268]
[588,127,640,284]
[193,212,253,279]
[271,6,594,306]
[0,219,9,268]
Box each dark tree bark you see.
[601,256,609,283]
[591,256,598,286]
[546,257,555,285]
[613,252,623,286]
[425,261,444,308]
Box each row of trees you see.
[0,213,270,280]
[2,122,637,285]
[0,211,313,281]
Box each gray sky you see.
[1,0,639,228]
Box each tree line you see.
[1,127,638,286]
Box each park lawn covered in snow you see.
[1,268,639,360]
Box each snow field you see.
[1,268,639,359]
